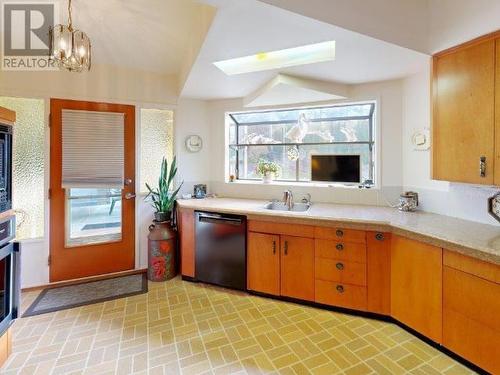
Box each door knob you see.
[124,178,133,186]
[124,192,136,200]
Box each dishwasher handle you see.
[198,213,243,226]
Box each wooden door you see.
[247,232,280,296]
[280,236,314,301]
[50,99,135,282]
[367,232,391,315]
[391,236,443,343]
[432,39,495,184]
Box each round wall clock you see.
[185,135,203,153]
[488,192,500,223]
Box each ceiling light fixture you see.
[213,41,335,76]
[49,0,91,72]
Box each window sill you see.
[225,179,379,190]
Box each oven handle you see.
[11,242,20,319]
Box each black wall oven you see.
[0,124,12,213]
[0,216,19,335]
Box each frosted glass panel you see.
[0,97,44,239]
[140,109,174,193]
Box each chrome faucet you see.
[282,190,294,210]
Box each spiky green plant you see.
[145,156,183,214]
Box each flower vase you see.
[147,219,177,281]
[262,173,273,184]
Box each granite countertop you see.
[177,197,500,265]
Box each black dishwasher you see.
[195,211,246,290]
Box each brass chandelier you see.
[49,0,91,72]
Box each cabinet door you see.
[391,236,443,343]
[433,39,495,184]
[367,232,391,315]
[179,208,195,278]
[495,38,500,185]
[443,266,500,374]
[281,236,314,301]
[247,232,280,296]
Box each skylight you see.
[213,41,336,75]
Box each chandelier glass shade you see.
[49,0,91,72]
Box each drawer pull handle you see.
[375,233,384,241]
[336,285,344,293]
[272,240,276,254]
[335,243,344,251]
[336,229,344,237]
[336,262,344,270]
[480,156,486,178]
[284,241,288,255]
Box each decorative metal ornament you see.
[488,192,500,223]
[49,0,91,72]
[185,135,203,152]
[287,145,299,161]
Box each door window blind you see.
[62,109,125,189]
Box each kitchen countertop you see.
[177,197,500,265]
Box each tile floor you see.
[2,277,476,375]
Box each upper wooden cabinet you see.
[495,39,500,185]
[432,37,496,185]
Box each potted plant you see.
[256,158,280,183]
[145,156,183,282]
[145,156,183,222]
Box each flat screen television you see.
[311,155,361,183]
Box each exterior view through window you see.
[228,102,376,184]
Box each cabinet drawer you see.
[444,250,499,284]
[314,226,366,244]
[315,239,366,262]
[315,258,366,286]
[248,221,314,238]
[315,280,367,311]
[443,266,500,332]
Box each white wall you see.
[429,0,500,53]
[0,64,184,288]
[206,80,405,206]
[259,0,430,53]
[175,99,212,194]
[402,65,500,225]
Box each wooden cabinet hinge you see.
[47,255,51,266]
[48,188,52,199]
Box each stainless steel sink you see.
[264,201,311,212]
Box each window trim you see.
[228,101,376,185]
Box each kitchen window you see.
[228,102,376,185]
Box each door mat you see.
[23,273,147,317]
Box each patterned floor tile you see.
[0,277,478,374]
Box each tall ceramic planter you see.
[147,219,177,282]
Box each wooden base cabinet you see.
[247,232,280,296]
[443,251,500,374]
[179,208,195,278]
[247,222,315,302]
[280,236,314,300]
[391,236,443,343]
[367,232,391,315]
